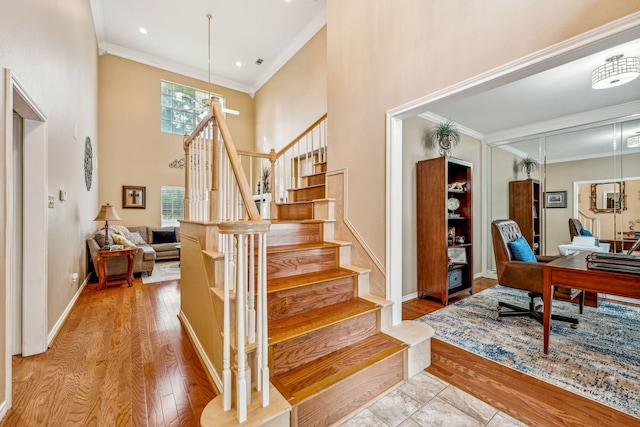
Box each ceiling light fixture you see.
[139,28,148,35]
[591,54,640,89]
[628,134,640,148]
[235,61,242,67]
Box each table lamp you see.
[94,203,122,249]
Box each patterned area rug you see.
[141,260,180,284]
[416,285,640,418]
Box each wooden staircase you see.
[266,163,407,426]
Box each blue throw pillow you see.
[508,236,537,262]
[580,228,593,236]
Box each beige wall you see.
[98,55,255,227]
[0,0,99,406]
[326,0,640,265]
[254,26,327,153]
[402,116,482,296]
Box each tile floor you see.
[336,371,529,427]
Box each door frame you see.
[4,69,48,407]
[385,14,640,326]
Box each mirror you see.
[590,182,626,213]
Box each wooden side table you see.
[95,248,135,290]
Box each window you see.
[160,81,223,135]
[161,186,185,226]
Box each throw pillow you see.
[508,236,537,262]
[111,233,136,249]
[580,228,593,237]
[153,230,177,244]
[127,231,148,245]
[94,230,113,248]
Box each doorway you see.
[4,69,48,369]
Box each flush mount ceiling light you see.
[591,54,640,89]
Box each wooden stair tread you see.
[267,268,357,293]
[288,183,325,191]
[276,200,314,206]
[266,241,340,254]
[268,298,378,344]
[271,334,406,404]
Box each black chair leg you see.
[496,292,579,328]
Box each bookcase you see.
[509,179,541,255]
[416,157,473,305]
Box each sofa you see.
[87,225,180,277]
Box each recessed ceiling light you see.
[284,0,292,2]
[236,62,242,67]
[139,28,148,35]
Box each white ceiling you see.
[90,2,639,161]
[90,0,327,95]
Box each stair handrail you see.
[236,113,327,219]
[183,97,270,423]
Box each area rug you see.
[416,285,640,419]
[141,260,180,284]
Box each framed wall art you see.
[122,185,146,209]
[545,191,567,208]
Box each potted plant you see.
[516,156,539,179]
[427,120,461,157]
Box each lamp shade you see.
[94,203,122,222]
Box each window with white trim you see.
[160,81,224,135]
[161,186,185,226]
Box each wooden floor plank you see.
[1,277,215,427]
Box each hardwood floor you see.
[406,277,639,426]
[5,275,634,426]
[2,277,216,427]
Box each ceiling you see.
[90,2,638,160]
[425,35,640,163]
[90,0,327,95]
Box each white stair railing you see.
[578,210,601,237]
[183,97,270,423]
[237,114,327,218]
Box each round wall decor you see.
[84,136,93,191]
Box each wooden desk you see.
[95,248,135,290]
[542,251,640,354]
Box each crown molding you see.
[484,100,640,145]
[99,42,252,94]
[418,112,485,140]
[250,7,327,95]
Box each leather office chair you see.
[568,218,584,240]
[491,219,584,327]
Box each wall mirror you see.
[590,181,626,213]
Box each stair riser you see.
[267,223,323,247]
[267,247,338,280]
[305,174,325,187]
[268,276,355,321]
[293,350,405,427]
[277,203,313,221]
[290,185,325,202]
[270,311,377,376]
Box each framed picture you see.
[545,190,567,208]
[122,185,146,209]
[447,247,467,264]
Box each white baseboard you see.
[177,310,222,392]
[402,292,418,302]
[0,398,8,421]
[47,274,91,347]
